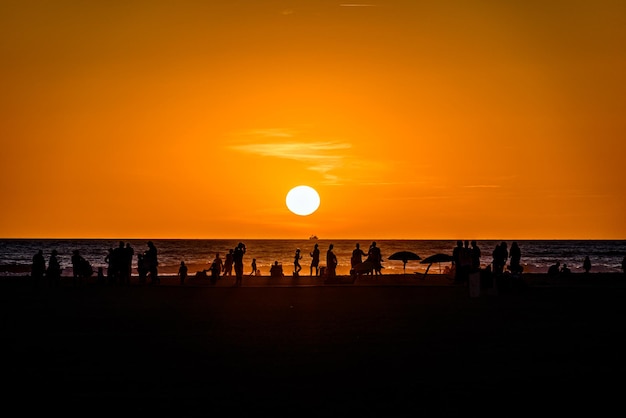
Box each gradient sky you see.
[1,0,625,239]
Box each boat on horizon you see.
[309,235,318,240]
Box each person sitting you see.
[548,261,560,277]
[270,261,284,278]
[560,263,571,275]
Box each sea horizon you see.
[2,238,625,277]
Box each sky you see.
[1,0,625,239]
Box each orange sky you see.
[1,1,625,239]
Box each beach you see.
[2,272,625,416]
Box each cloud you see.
[340,3,377,6]
[229,129,351,183]
[463,185,502,188]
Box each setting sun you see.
[286,185,320,216]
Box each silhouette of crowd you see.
[26,240,626,291]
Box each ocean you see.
[1,239,625,277]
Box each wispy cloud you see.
[463,185,502,188]
[340,3,377,6]
[228,129,351,183]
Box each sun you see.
[286,185,320,216]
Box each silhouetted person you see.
[250,258,257,276]
[97,267,105,285]
[125,243,134,283]
[104,248,115,284]
[492,242,508,275]
[583,256,591,274]
[367,241,383,276]
[210,252,223,284]
[452,240,464,282]
[178,261,188,285]
[548,261,561,277]
[112,241,127,285]
[310,243,320,276]
[326,244,338,278]
[71,249,92,287]
[508,241,522,274]
[137,253,148,284]
[459,240,472,284]
[351,243,367,270]
[31,250,46,291]
[560,263,571,275]
[233,242,246,287]
[470,240,481,272]
[270,261,283,278]
[145,241,159,284]
[223,249,234,276]
[46,250,61,288]
[293,249,302,276]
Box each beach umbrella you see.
[388,251,421,273]
[419,253,454,277]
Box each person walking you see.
[293,249,302,276]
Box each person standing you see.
[509,242,522,274]
[368,241,383,276]
[310,243,320,276]
[125,243,134,283]
[178,261,188,285]
[250,258,257,276]
[210,252,223,284]
[46,249,62,288]
[470,241,481,272]
[145,241,159,284]
[293,249,302,276]
[31,250,46,291]
[326,244,338,278]
[233,242,246,287]
[223,249,234,276]
[452,241,464,282]
[583,256,592,274]
[351,243,367,270]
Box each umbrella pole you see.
[424,263,432,277]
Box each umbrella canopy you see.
[388,251,421,273]
[419,253,455,277]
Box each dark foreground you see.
[2,279,626,417]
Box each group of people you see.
[30,240,626,288]
[30,241,160,288]
[189,242,248,286]
[239,241,384,280]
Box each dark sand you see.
[2,272,626,416]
